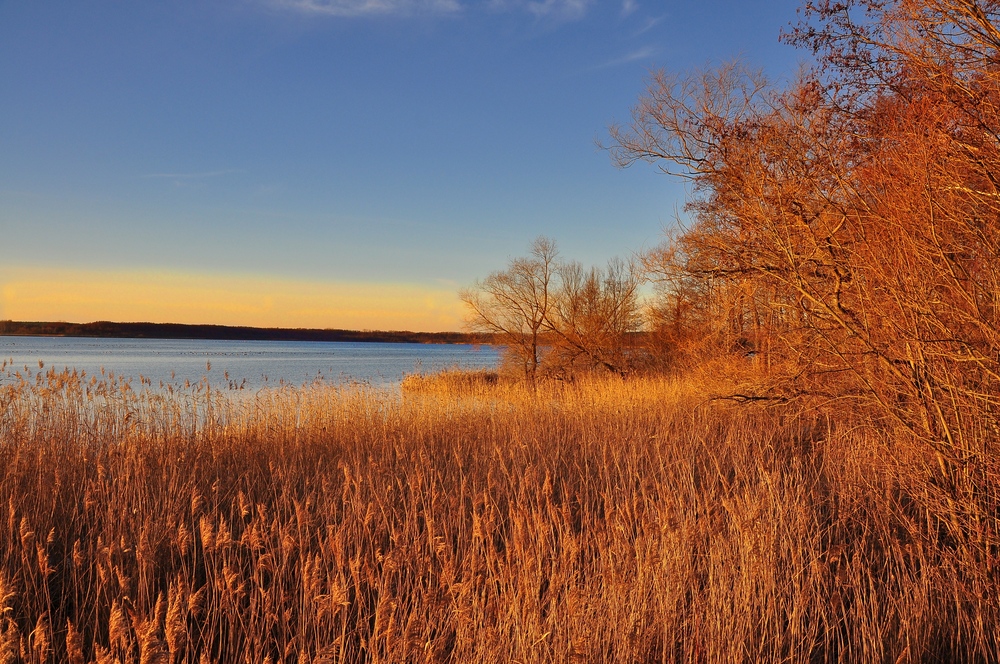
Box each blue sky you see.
[1,0,806,330]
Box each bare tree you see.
[461,239,645,383]
[548,257,643,376]
[459,237,558,387]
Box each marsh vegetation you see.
[1,365,998,662]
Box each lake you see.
[0,336,500,391]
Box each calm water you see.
[0,336,500,390]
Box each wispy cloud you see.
[596,45,658,69]
[271,0,595,20]
[141,169,243,180]
[620,0,637,17]
[524,0,593,20]
[486,0,593,20]
[633,14,663,35]
[268,0,461,17]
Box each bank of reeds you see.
[0,367,998,662]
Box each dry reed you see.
[0,366,997,662]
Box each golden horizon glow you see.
[0,267,467,333]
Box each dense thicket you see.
[609,0,1000,456]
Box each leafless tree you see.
[461,239,645,383]
[460,237,558,387]
[548,257,643,377]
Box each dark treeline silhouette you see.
[0,320,491,345]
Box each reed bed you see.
[0,367,998,663]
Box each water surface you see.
[0,336,500,391]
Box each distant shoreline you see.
[0,320,493,345]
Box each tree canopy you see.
[609,0,1000,453]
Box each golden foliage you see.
[609,0,1000,461]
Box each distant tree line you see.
[464,0,1000,453]
[0,320,491,345]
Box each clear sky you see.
[1,0,805,331]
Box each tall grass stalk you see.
[1,368,997,662]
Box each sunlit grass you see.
[0,368,997,662]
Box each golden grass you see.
[0,367,998,662]
[400,369,504,396]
